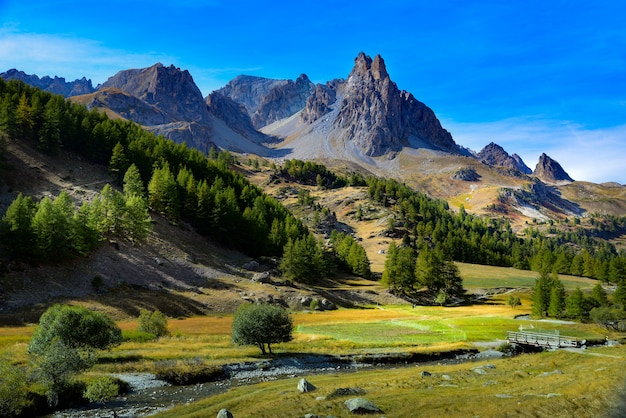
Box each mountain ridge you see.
[2,54,619,222]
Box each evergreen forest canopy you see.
[0,78,626,288]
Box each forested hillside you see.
[1,78,626,301]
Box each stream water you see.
[47,350,497,417]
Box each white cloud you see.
[443,117,626,184]
[0,29,261,96]
[0,30,176,85]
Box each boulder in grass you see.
[217,409,234,418]
[344,398,383,414]
[327,387,366,399]
[298,378,317,393]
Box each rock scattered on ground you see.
[298,378,317,393]
[217,409,234,418]
[344,397,383,414]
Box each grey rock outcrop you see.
[298,378,317,392]
[216,75,286,116]
[477,142,532,174]
[344,397,383,414]
[86,88,171,125]
[217,74,314,129]
[206,92,268,143]
[302,52,459,157]
[251,74,314,129]
[216,409,234,418]
[533,153,574,183]
[452,167,480,181]
[100,63,210,124]
[1,69,95,97]
[301,82,338,123]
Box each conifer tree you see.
[565,287,586,320]
[148,163,180,220]
[1,193,36,258]
[123,163,145,198]
[109,142,130,185]
[547,276,566,318]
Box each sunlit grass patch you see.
[458,262,597,290]
[0,325,34,350]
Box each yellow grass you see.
[154,344,626,418]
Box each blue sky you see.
[1,0,625,183]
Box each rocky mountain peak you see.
[351,52,389,81]
[1,69,95,97]
[533,153,574,183]
[477,142,532,174]
[250,74,314,129]
[309,52,459,157]
[100,63,210,123]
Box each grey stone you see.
[327,387,366,399]
[252,272,272,283]
[216,409,234,418]
[320,299,337,310]
[471,367,488,375]
[298,378,317,393]
[344,398,383,414]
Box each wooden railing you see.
[506,331,580,348]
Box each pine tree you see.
[531,271,552,318]
[123,164,145,198]
[148,163,180,220]
[590,283,609,307]
[31,197,55,258]
[565,287,586,320]
[547,277,566,318]
[109,143,130,185]
[15,93,32,140]
[1,193,36,258]
[101,184,126,235]
[123,194,152,242]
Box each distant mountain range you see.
[1,54,573,182]
[6,53,622,221]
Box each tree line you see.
[365,176,626,282]
[0,79,368,283]
[531,270,626,329]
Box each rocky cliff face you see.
[477,142,532,174]
[300,52,458,157]
[80,63,272,154]
[1,69,95,97]
[206,92,266,143]
[251,74,314,129]
[533,153,574,183]
[217,74,314,129]
[100,63,210,124]
[216,75,287,116]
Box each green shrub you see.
[137,309,169,338]
[0,356,31,416]
[83,376,119,403]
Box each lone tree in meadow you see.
[232,303,293,355]
[28,304,122,405]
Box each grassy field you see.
[0,263,622,417]
[153,344,626,418]
[458,262,598,290]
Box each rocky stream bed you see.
[47,349,503,418]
